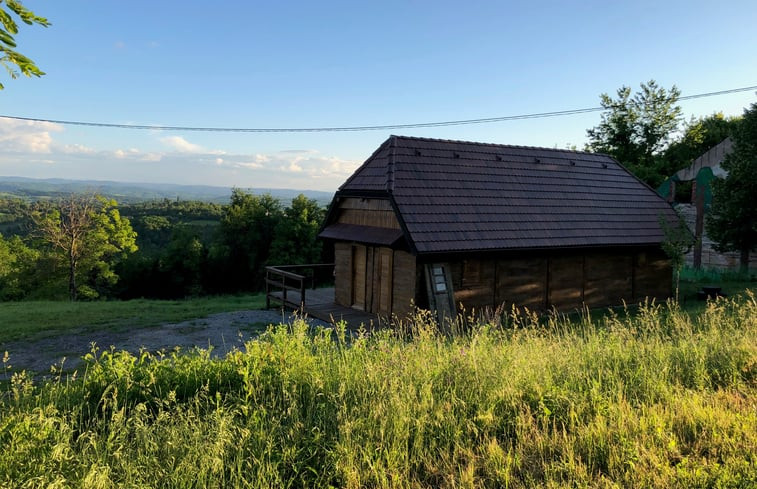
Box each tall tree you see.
[31,195,138,300]
[0,233,38,300]
[706,103,757,272]
[214,190,283,291]
[663,113,740,177]
[0,0,49,89]
[586,80,682,187]
[268,194,325,266]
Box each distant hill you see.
[0,176,335,206]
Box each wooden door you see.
[377,248,393,315]
[351,245,366,310]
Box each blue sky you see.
[1,0,756,191]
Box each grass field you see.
[0,266,752,345]
[0,294,266,343]
[0,291,755,488]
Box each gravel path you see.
[1,310,330,377]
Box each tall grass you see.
[1,293,755,488]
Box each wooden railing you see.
[265,263,335,310]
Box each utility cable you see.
[0,85,754,133]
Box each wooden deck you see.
[267,287,382,328]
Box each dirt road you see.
[1,310,329,376]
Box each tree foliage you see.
[707,103,757,272]
[659,212,694,301]
[586,80,682,187]
[663,113,740,174]
[0,0,49,89]
[268,194,325,266]
[0,232,38,299]
[31,195,137,300]
[1,192,328,300]
[213,189,284,291]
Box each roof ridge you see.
[389,134,600,156]
[386,136,396,193]
[337,136,395,191]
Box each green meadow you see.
[1,293,755,488]
[0,294,266,343]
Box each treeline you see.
[584,80,741,197]
[0,189,327,301]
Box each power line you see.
[1,85,755,133]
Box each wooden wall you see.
[333,241,416,317]
[392,250,416,317]
[633,250,674,300]
[334,242,352,307]
[443,248,671,312]
[331,199,672,315]
[332,197,408,314]
[335,198,401,229]
[496,258,547,309]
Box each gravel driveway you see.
[1,310,330,377]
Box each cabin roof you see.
[326,135,679,254]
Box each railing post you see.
[300,276,306,310]
[282,273,287,305]
[265,268,270,309]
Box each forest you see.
[0,189,327,301]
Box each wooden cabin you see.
[318,136,678,319]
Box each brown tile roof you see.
[333,135,679,254]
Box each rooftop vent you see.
[453,152,460,158]
[602,163,608,169]
[534,157,541,163]
[570,160,576,166]
[496,155,503,161]
[415,150,422,156]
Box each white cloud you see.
[0,118,63,153]
[111,148,161,162]
[284,161,303,173]
[160,135,205,153]
[61,143,95,154]
[0,122,360,191]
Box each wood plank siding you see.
[495,257,547,309]
[392,250,416,317]
[336,198,401,229]
[334,242,352,306]
[352,245,367,309]
[444,249,671,312]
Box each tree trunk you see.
[740,248,750,274]
[69,252,77,301]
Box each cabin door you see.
[376,248,393,315]
[351,245,367,310]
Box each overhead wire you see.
[0,85,755,133]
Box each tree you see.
[663,113,740,176]
[213,189,283,291]
[268,194,325,266]
[31,195,138,300]
[586,80,682,187]
[0,0,50,89]
[707,103,757,273]
[0,232,39,300]
[659,213,694,302]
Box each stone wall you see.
[676,204,757,270]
